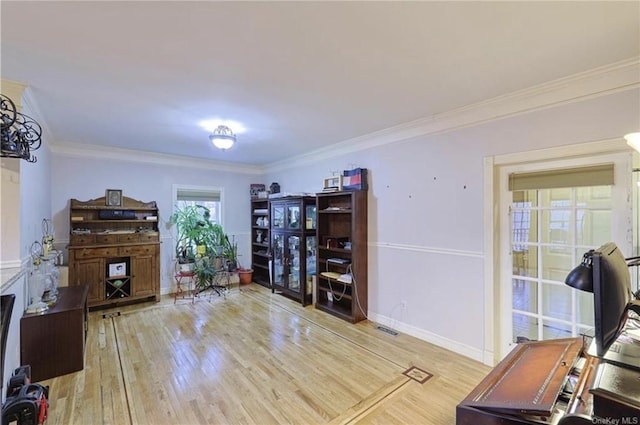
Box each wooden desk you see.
[456,337,640,424]
[20,285,89,382]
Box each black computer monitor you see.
[592,242,631,357]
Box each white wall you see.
[265,87,640,362]
[1,87,53,400]
[50,155,260,294]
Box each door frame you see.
[483,137,634,366]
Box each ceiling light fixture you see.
[1,94,42,163]
[209,125,236,150]
[625,132,640,153]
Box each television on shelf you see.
[588,242,640,369]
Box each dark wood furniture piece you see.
[456,337,640,424]
[315,191,367,322]
[251,198,271,288]
[270,196,317,306]
[67,196,160,309]
[20,285,89,382]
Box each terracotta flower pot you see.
[238,269,253,285]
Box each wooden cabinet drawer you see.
[74,247,119,259]
[95,234,119,244]
[70,234,95,245]
[119,245,156,256]
[117,234,140,243]
[138,232,159,242]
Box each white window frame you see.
[171,183,225,229]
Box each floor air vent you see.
[376,325,398,336]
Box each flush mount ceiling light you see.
[209,125,236,150]
[624,132,640,153]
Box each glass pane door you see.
[287,205,301,229]
[272,205,285,229]
[306,236,316,298]
[510,186,612,344]
[306,205,316,230]
[287,235,300,293]
[272,233,285,286]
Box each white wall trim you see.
[0,267,25,289]
[0,260,22,270]
[493,137,631,165]
[50,141,264,175]
[372,241,483,258]
[482,155,496,366]
[368,311,489,365]
[266,57,640,173]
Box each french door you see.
[499,154,632,358]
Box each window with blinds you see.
[175,187,222,225]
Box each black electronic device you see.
[2,383,48,425]
[98,209,136,220]
[588,242,640,369]
[327,258,350,265]
[2,366,48,425]
[1,294,15,399]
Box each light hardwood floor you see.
[41,284,491,424]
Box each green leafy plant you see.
[193,255,218,291]
[222,234,239,271]
[169,205,221,263]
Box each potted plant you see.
[193,255,218,292]
[169,205,217,272]
[222,234,239,271]
[238,266,254,285]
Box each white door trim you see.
[483,138,633,366]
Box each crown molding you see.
[50,141,265,175]
[266,57,640,173]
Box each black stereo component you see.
[98,209,136,220]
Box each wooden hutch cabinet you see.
[67,195,160,309]
[250,198,271,288]
[315,191,367,323]
[270,196,317,306]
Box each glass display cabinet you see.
[270,196,316,305]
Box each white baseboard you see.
[368,311,492,366]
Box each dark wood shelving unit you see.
[251,198,271,288]
[315,191,367,323]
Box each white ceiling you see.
[2,1,639,166]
